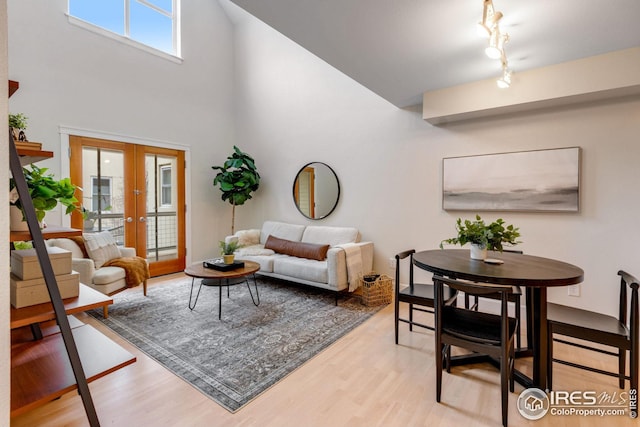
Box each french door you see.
[69,135,185,276]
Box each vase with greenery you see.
[212,146,260,234]
[9,112,28,141]
[219,240,242,264]
[9,164,82,230]
[440,214,521,260]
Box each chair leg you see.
[631,347,639,393]
[509,346,515,393]
[409,303,414,331]
[619,349,626,389]
[143,280,148,296]
[547,326,554,390]
[502,363,509,427]
[394,299,400,345]
[436,342,443,402]
[103,305,108,319]
[515,297,522,350]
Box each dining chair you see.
[433,274,518,427]
[547,270,639,391]
[394,249,457,344]
[465,249,525,349]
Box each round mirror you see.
[293,162,340,220]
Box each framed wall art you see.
[442,147,580,212]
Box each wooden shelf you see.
[17,148,54,166]
[9,80,19,97]
[10,225,82,243]
[11,323,136,417]
[11,284,113,330]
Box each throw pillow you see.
[236,229,261,247]
[264,235,330,261]
[83,231,121,268]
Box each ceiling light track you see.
[479,0,512,88]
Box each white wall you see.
[7,0,238,261]
[232,9,640,316]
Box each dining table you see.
[413,248,584,390]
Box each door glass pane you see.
[145,154,178,261]
[82,147,125,245]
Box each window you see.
[68,0,180,57]
[160,165,172,206]
[91,177,112,212]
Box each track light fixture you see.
[497,61,512,88]
[479,0,513,88]
[477,0,503,37]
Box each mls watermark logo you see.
[518,387,637,420]
[517,388,549,420]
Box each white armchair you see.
[46,238,146,296]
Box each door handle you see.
[126,217,133,223]
[139,217,147,222]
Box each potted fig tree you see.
[212,146,260,234]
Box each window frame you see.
[91,176,113,213]
[159,164,173,207]
[67,0,182,62]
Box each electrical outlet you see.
[388,257,395,269]
[567,285,580,297]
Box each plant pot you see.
[470,243,487,260]
[223,254,235,264]
[10,205,44,231]
[10,205,29,231]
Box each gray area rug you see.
[88,276,383,412]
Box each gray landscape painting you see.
[443,147,580,212]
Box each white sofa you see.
[226,221,374,300]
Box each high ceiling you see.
[227,0,640,107]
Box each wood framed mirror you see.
[292,162,340,220]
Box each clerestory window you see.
[68,0,180,58]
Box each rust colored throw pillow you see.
[264,235,330,261]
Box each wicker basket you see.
[359,273,393,306]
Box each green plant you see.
[219,240,241,256]
[10,164,82,223]
[440,214,521,252]
[212,146,261,234]
[9,113,28,129]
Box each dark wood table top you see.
[413,249,584,287]
[184,260,260,280]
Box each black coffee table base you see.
[188,275,260,319]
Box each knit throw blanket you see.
[103,256,150,288]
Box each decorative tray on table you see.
[203,259,245,271]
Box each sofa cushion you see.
[236,254,287,273]
[83,231,121,268]
[92,266,126,285]
[260,221,306,244]
[265,235,330,261]
[301,225,359,246]
[273,256,328,284]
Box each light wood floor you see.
[11,273,638,427]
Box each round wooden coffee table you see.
[184,260,260,319]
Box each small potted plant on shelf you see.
[219,240,242,264]
[9,164,82,231]
[9,112,28,141]
[440,214,521,260]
